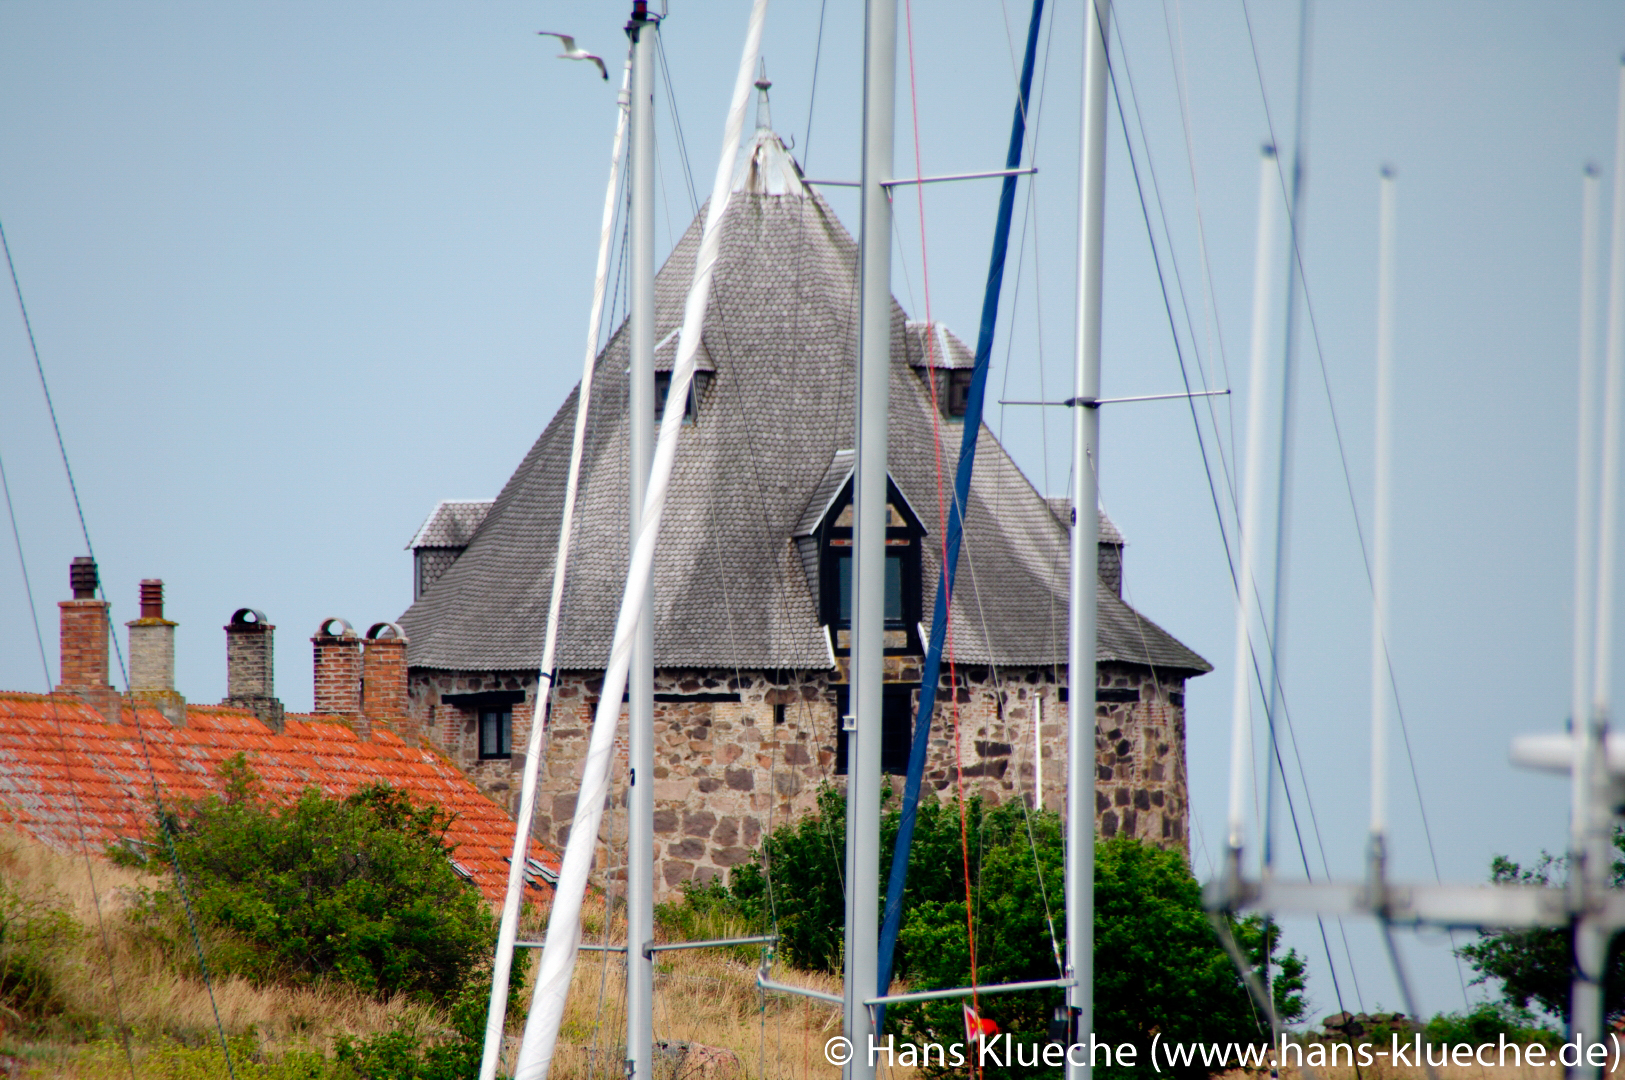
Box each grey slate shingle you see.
[407,500,494,550]
[398,134,1208,678]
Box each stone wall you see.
[408,658,1190,901]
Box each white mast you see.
[1224,147,1280,869]
[1065,3,1108,1077]
[510,2,768,1074]
[477,47,633,1080]
[626,4,658,1079]
[845,0,894,1076]
[1367,168,1395,866]
[1575,59,1625,1068]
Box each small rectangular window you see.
[653,371,695,423]
[946,369,973,418]
[836,553,904,626]
[479,708,512,759]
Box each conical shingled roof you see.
[399,133,1208,677]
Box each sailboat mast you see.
[845,0,895,1075]
[626,4,658,1080]
[1066,3,1109,1077]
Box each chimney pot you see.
[58,557,119,722]
[139,579,164,619]
[128,578,184,725]
[312,618,364,728]
[70,556,98,599]
[223,608,285,733]
[362,622,412,744]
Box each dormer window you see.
[793,451,926,656]
[653,371,695,424]
[821,495,922,655]
[945,369,972,418]
[905,322,976,420]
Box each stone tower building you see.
[398,124,1209,899]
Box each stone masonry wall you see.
[409,658,1190,901]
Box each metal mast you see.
[845,0,895,1076]
[626,4,658,1080]
[1066,3,1109,1077]
[1576,59,1625,1068]
[476,43,634,1080]
[1367,167,1395,883]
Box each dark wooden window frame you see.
[478,707,512,759]
[817,475,925,656]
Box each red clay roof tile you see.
[0,691,558,903]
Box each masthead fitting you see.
[753,58,772,132]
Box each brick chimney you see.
[222,608,286,733]
[127,579,185,725]
[57,556,121,723]
[312,617,363,729]
[362,622,411,743]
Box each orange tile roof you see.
[0,692,558,904]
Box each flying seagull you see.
[537,32,608,80]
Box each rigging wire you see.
[1102,14,1362,1024]
[802,0,830,171]
[1163,0,1241,475]
[900,0,983,1030]
[0,212,239,1078]
[654,30,700,217]
[1110,3,1367,1008]
[1236,0,1470,1007]
[0,443,138,1080]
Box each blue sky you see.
[2,0,1623,1026]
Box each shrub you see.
[713,784,1303,1080]
[1423,1000,1560,1049]
[133,755,494,1004]
[0,869,81,1036]
[653,880,770,965]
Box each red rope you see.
[901,0,980,1063]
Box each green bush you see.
[653,879,770,965]
[334,970,496,1080]
[1423,1000,1560,1049]
[705,784,1304,1080]
[1458,834,1625,1020]
[0,872,81,1036]
[132,755,495,1004]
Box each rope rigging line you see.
[1102,13,1362,1023]
[1162,0,1241,473]
[801,0,830,171]
[901,0,981,1024]
[1,211,239,1079]
[872,0,1049,1035]
[0,444,139,1080]
[654,30,700,217]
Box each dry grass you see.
[0,830,430,1062]
[515,899,857,1080]
[4,828,854,1079]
